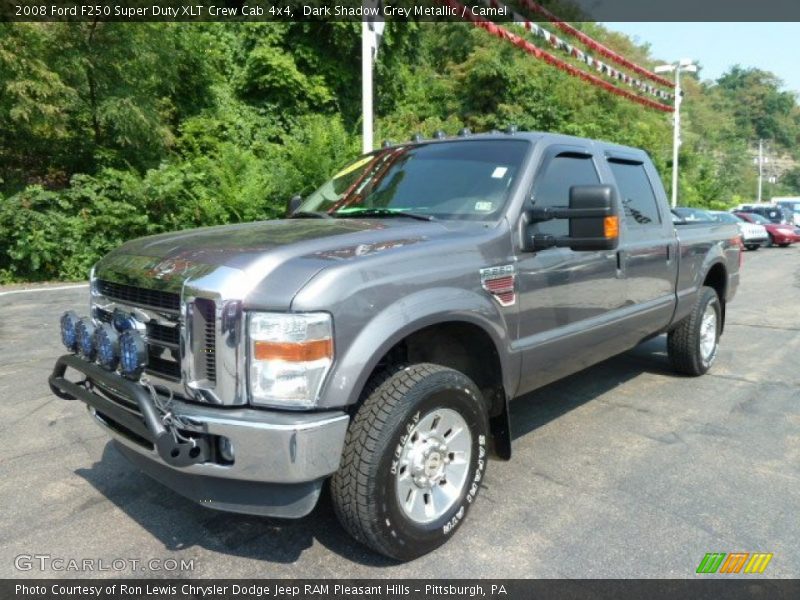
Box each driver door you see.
[514,146,628,394]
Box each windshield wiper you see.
[334,208,434,222]
[290,211,333,219]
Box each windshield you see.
[298,140,529,221]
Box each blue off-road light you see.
[112,309,137,332]
[76,318,96,360]
[60,311,80,353]
[94,324,120,371]
[119,330,147,379]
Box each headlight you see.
[76,318,96,360]
[248,312,333,409]
[60,311,80,353]
[94,323,120,371]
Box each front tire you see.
[331,363,489,561]
[667,286,721,376]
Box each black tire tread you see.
[667,286,718,376]
[330,363,455,558]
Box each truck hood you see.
[93,218,469,305]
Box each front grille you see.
[96,280,180,312]
[147,347,181,380]
[95,280,218,389]
[146,321,180,347]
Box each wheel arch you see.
[321,288,518,459]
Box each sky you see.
[604,23,800,95]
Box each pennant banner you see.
[518,0,676,89]
[483,0,674,102]
[441,0,675,112]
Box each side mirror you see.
[520,185,619,252]
[566,185,619,250]
[286,195,303,217]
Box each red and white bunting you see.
[441,0,674,113]
[483,0,674,102]
[518,0,675,88]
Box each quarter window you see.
[608,160,661,228]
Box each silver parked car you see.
[710,210,768,250]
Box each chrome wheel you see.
[395,408,472,524]
[699,304,718,362]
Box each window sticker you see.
[491,167,508,179]
[475,201,494,212]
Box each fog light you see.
[119,330,147,379]
[112,309,138,332]
[94,324,120,371]
[76,318,96,360]
[218,437,235,463]
[60,311,80,353]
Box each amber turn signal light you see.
[604,216,619,239]
[253,338,333,362]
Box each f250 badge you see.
[480,264,516,307]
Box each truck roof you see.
[391,130,650,161]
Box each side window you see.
[533,154,600,237]
[608,160,661,228]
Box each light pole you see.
[754,139,769,203]
[361,4,384,154]
[655,59,697,208]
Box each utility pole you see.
[655,59,697,208]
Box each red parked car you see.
[734,212,800,247]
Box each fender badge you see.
[480,264,516,307]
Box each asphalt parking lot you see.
[1,247,798,579]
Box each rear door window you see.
[607,160,662,228]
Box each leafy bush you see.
[0,114,356,282]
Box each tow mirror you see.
[286,194,303,217]
[520,185,619,252]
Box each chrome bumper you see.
[49,354,349,517]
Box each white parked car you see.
[710,211,768,250]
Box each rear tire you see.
[331,363,489,561]
[667,286,721,376]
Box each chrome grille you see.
[94,290,184,383]
[96,280,180,312]
[146,321,180,347]
[147,347,181,380]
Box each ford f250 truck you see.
[50,132,741,560]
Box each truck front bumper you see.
[49,354,349,518]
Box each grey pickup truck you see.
[50,132,741,560]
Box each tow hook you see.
[140,381,211,468]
